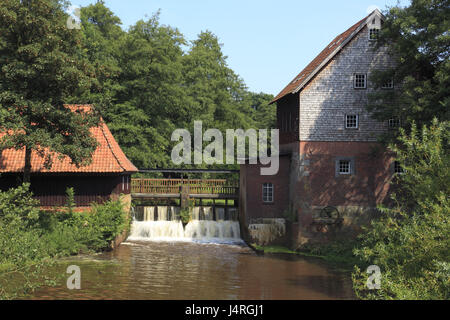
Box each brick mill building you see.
[0,105,138,209]
[240,10,399,245]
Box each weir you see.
[129,206,242,244]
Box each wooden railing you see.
[131,178,239,195]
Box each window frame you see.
[345,114,359,129]
[368,28,380,41]
[335,157,355,177]
[262,183,274,203]
[353,73,367,89]
[388,117,401,129]
[382,78,394,89]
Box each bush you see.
[0,184,129,299]
[82,199,128,250]
[352,120,450,300]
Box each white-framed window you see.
[346,114,359,129]
[354,73,367,89]
[335,157,355,176]
[382,79,394,89]
[394,161,404,174]
[338,160,351,175]
[369,28,380,41]
[388,117,401,128]
[262,183,274,203]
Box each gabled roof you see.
[0,105,138,174]
[271,9,383,104]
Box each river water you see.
[28,241,355,300]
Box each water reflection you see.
[29,242,355,300]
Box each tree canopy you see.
[78,2,275,171]
[367,0,449,141]
[0,0,101,182]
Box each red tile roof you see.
[271,10,381,104]
[0,105,138,174]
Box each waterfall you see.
[128,206,243,244]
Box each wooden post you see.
[225,198,229,220]
[180,185,189,209]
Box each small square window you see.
[394,161,404,174]
[262,183,274,203]
[388,118,401,128]
[369,28,380,41]
[382,79,394,89]
[354,74,367,89]
[346,115,358,129]
[339,160,351,175]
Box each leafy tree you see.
[248,92,276,129]
[75,3,275,171]
[367,0,449,140]
[0,0,100,182]
[111,13,188,169]
[182,31,258,131]
[78,0,125,109]
[352,120,450,299]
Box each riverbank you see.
[0,184,130,300]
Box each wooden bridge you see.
[131,178,239,206]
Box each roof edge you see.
[270,9,384,105]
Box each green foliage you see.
[367,0,449,142]
[297,240,362,270]
[352,120,450,300]
[0,185,129,299]
[65,187,75,215]
[180,208,191,225]
[76,2,274,170]
[86,199,128,249]
[0,183,40,224]
[0,0,101,182]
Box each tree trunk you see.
[23,146,32,184]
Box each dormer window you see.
[369,28,380,41]
[354,74,367,89]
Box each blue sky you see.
[70,0,409,96]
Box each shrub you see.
[352,120,450,300]
[82,199,128,250]
[0,184,129,299]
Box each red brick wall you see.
[298,141,393,207]
[241,155,291,221]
